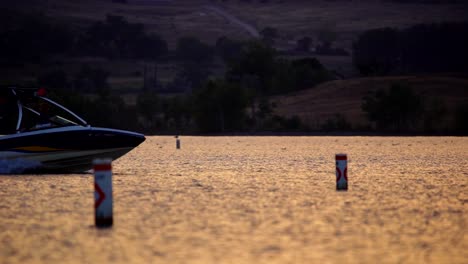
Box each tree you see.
[296,36,312,52]
[454,102,468,134]
[400,22,468,73]
[164,96,192,131]
[270,58,295,94]
[317,27,336,46]
[48,90,137,130]
[176,36,214,63]
[260,27,278,46]
[228,41,332,96]
[137,92,161,122]
[166,62,211,93]
[362,83,423,131]
[321,113,351,132]
[353,22,468,75]
[133,34,168,60]
[215,36,244,64]
[73,65,110,96]
[192,80,248,132]
[291,58,333,90]
[227,41,276,94]
[422,97,447,132]
[353,28,400,75]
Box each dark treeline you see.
[43,40,333,134]
[353,22,468,75]
[361,82,468,134]
[0,10,168,64]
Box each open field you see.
[271,76,468,131]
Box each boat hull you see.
[0,126,145,173]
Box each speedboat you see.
[0,86,145,173]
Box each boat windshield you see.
[1,87,89,133]
[20,109,83,132]
[22,114,80,132]
[49,115,78,126]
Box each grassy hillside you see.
[6,0,467,49]
[271,76,468,132]
[3,0,248,48]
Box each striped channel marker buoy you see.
[94,159,113,227]
[336,154,348,191]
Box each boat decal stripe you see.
[12,146,67,152]
[0,126,144,141]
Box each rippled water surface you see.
[0,136,467,263]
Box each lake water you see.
[0,136,466,263]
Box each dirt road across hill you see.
[204,5,260,38]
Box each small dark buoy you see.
[175,135,181,149]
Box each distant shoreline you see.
[144,131,468,137]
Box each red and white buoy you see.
[336,154,348,191]
[94,159,113,227]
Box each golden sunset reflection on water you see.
[0,136,466,263]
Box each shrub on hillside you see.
[362,83,423,131]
